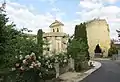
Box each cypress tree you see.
[83,23,90,60]
[74,25,78,39]
[74,22,90,60]
[37,29,43,54]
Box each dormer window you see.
[53,29,55,32]
[57,28,59,32]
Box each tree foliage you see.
[0,9,40,69]
[0,10,18,68]
[67,39,88,60]
[67,23,90,61]
[108,41,118,57]
[67,22,90,71]
[37,29,43,55]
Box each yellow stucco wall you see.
[86,19,111,57]
[43,20,68,55]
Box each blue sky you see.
[0,0,120,39]
[8,0,80,21]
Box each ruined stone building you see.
[86,18,111,57]
[43,20,69,55]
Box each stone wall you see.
[54,58,74,78]
[86,19,111,57]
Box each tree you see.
[82,23,90,60]
[108,40,118,57]
[0,7,40,69]
[37,29,43,55]
[74,25,79,39]
[67,38,88,59]
[0,7,16,68]
[70,23,89,60]
[67,22,90,71]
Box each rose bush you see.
[4,52,70,82]
[9,52,42,82]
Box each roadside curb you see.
[75,61,102,82]
[58,61,102,82]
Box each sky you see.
[0,0,120,39]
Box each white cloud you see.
[81,0,118,4]
[77,0,120,39]
[4,1,66,35]
[105,0,118,4]
[79,0,103,9]
[39,0,57,5]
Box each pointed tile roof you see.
[49,20,64,28]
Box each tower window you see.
[57,28,59,32]
[53,29,55,32]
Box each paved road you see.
[80,60,120,82]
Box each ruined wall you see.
[86,19,111,57]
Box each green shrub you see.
[108,46,118,57]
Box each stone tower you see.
[43,20,68,55]
[86,18,111,57]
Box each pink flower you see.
[37,62,41,67]
[30,52,35,56]
[32,62,36,66]
[23,59,26,64]
[25,55,30,59]
[29,66,33,68]
[20,66,24,71]
[15,63,20,67]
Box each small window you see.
[53,29,55,32]
[57,28,59,32]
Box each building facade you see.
[43,20,69,55]
[86,18,111,57]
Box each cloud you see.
[77,0,120,39]
[81,0,118,4]
[105,0,118,4]
[5,1,56,34]
[39,0,57,5]
[4,1,66,35]
[79,0,103,9]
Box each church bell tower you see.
[49,20,64,33]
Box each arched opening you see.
[94,44,102,57]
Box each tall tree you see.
[0,7,39,69]
[37,29,43,55]
[0,7,20,68]
[74,25,79,39]
[68,22,90,61]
